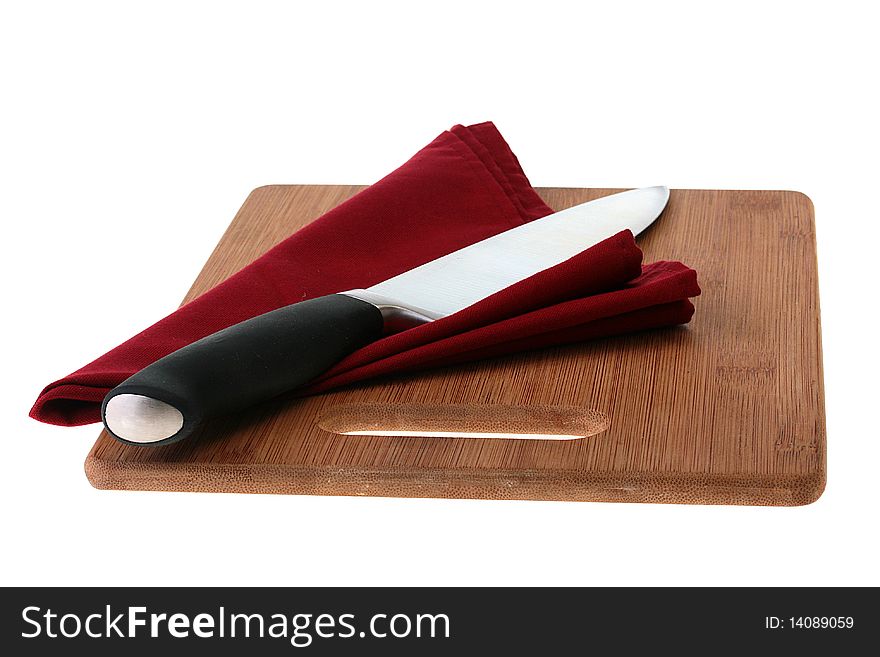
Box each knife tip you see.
[649,184,669,196]
[645,185,670,208]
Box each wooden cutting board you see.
[85,186,825,506]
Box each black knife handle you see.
[101,294,384,446]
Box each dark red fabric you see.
[30,122,700,426]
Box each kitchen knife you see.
[102,186,669,446]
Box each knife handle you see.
[101,294,384,446]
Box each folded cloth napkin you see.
[31,122,700,427]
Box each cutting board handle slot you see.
[317,403,610,440]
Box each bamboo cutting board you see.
[85,186,825,506]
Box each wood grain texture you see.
[85,186,825,505]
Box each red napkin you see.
[31,122,700,427]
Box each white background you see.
[2,1,878,586]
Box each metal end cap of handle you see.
[103,394,184,444]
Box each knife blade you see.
[102,186,669,446]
